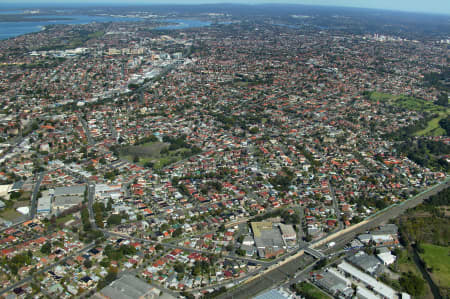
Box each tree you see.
[84,259,93,269]
[438,116,450,136]
[399,272,425,296]
[9,191,22,200]
[435,92,448,107]
[97,269,117,290]
[40,242,52,255]
[107,214,122,226]
[313,258,327,270]
[174,263,185,273]
[106,198,113,211]
[100,258,110,268]
[172,227,183,238]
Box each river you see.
[0,12,211,40]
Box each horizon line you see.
[1,1,450,17]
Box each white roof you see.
[16,206,29,215]
[327,268,351,286]
[37,196,51,212]
[356,286,380,299]
[0,184,12,197]
[338,261,396,298]
[377,252,396,265]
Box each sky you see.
[1,0,450,15]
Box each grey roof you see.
[37,196,51,212]
[279,224,296,237]
[97,274,175,299]
[240,244,255,254]
[254,289,289,299]
[53,195,83,207]
[347,252,381,275]
[375,224,398,235]
[254,228,285,249]
[54,185,86,197]
[242,235,254,244]
[377,247,390,254]
[317,271,348,294]
[357,234,372,241]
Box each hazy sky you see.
[2,0,450,15]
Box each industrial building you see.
[316,268,352,297]
[337,261,399,299]
[251,222,286,258]
[53,195,83,212]
[279,223,296,242]
[93,274,175,299]
[53,185,86,197]
[37,195,51,215]
[346,251,383,276]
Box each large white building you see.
[337,261,401,299]
[279,224,296,241]
[53,185,86,197]
[95,184,122,200]
[37,196,51,215]
[53,195,83,212]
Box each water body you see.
[0,10,24,15]
[0,13,211,40]
[0,14,142,40]
[154,19,211,30]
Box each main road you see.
[78,114,95,146]
[87,183,98,230]
[30,172,45,219]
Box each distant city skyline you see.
[2,0,450,16]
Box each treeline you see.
[2,251,33,276]
[439,115,450,136]
[350,196,389,210]
[423,186,450,206]
[296,144,322,167]
[79,205,104,243]
[162,135,201,153]
[423,67,450,92]
[434,92,448,107]
[251,207,301,225]
[397,187,450,247]
[383,114,434,140]
[394,139,450,172]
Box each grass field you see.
[391,249,433,299]
[122,141,167,158]
[0,208,22,221]
[0,199,31,221]
[368,92,449,136]
[414,112,447,136]
[369,92,440,112]
[121,141,191,169]
[56,214,74,225]
[397,249,421,276]
[294,282,332,299]
[419,243,450,292]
